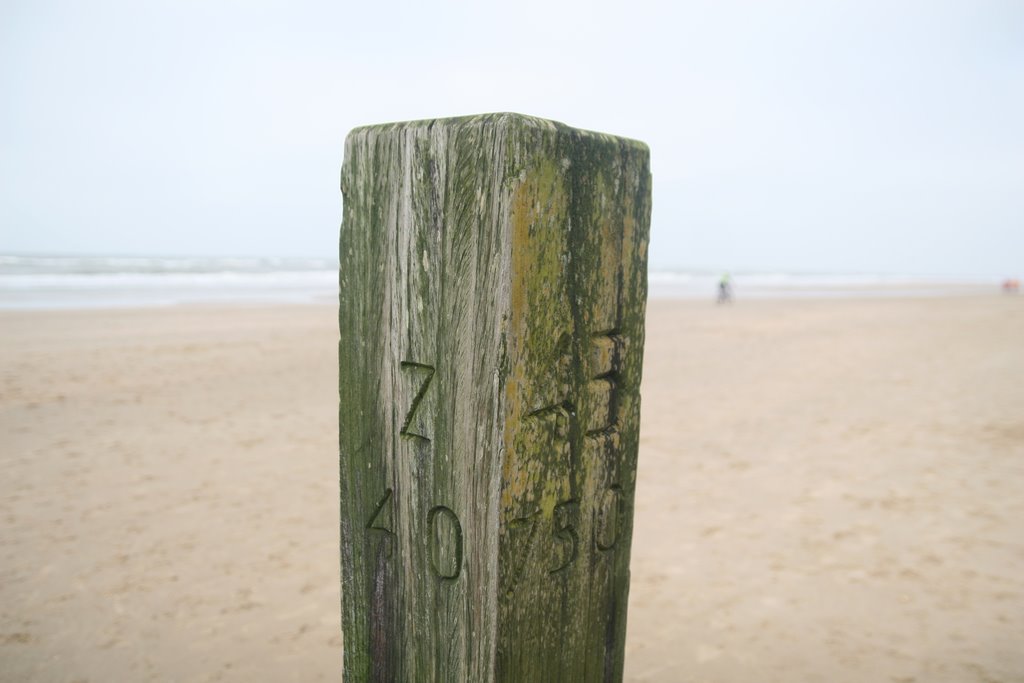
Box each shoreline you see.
[0,282,1007,313]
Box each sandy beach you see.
[1,294,1022,682]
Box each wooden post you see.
[339,113,651,682]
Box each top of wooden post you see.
[345,111,649,154]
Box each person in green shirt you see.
[717,273,733,304]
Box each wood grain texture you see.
[339,113,651,682]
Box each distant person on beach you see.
[717,273,733,304]
[1002,278,1020,294]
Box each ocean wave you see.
[0,254,1001,309]
[0,254,338,276]
[0,270,337,290]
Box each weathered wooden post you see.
[339,113,650,682]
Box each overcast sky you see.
[2,0,1021,275]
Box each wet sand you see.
[1,295,1022,682]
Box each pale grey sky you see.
[2,0,1022,275]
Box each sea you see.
[0,254,998,311]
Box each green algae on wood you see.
[339,113,651,682]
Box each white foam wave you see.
[0,254,1002,309]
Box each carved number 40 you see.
[366,488,464,582]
